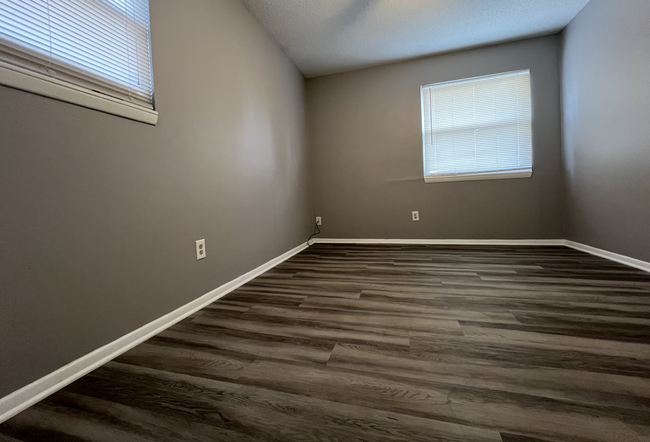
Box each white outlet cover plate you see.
[316,217,322,226]
[412,211,419,221]
[196,239,206,260]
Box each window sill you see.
[0,61,158,125]
[424,170,532,183]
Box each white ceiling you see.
[241,0,590,78]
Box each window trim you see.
[420,69,533,184]
[423,169,532,184]
[0,60,158,125]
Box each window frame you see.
[420,70,533,184]
[0,0,157,125]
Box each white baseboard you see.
[312,238,566,246]
[0,241,309,424]
[313,238,650,273]
[565,240,650,273]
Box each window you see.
[0,0,156,124]
[421,70,532,183]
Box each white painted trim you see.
[313,238,565,246]
[424,170,532,184]
[0,61,158,125]
[565,240,650,273]
[0,241,308,424]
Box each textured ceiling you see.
[241,0,590,78]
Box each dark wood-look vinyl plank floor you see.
[3,244,650,441]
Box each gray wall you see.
[0,0,311,398]
[306,36,564,240]
[561,0,650,262]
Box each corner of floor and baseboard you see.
[311,238,567,246]
[1,237,648,425]
[0,241,310,424]
[563,240,650,273]
[311,238,650,273]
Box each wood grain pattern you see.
[2,244,650,441]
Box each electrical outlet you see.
[412,211,420,222]
[195,239,206,260]
[316,216,322,226]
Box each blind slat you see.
[0,0,154,108]
[422,70,532,179]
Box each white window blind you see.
[421,70,532,183]
[0,0,155,114]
